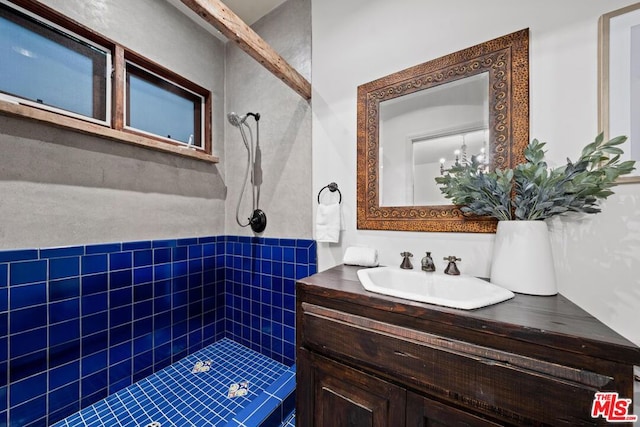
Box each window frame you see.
[0,0,216,162]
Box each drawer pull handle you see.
[634,374,640,382]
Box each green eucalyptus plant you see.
[435,134,636,221]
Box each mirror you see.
[357,29,529,233]
[379,73,489,206]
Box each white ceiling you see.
[222,0,287,26]
[166,0,287,40]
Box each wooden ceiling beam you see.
[180,0,311,100]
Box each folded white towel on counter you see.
[315,202,341,243]
[343,246,379,267]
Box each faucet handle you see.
[443,255,461,275]
[400,252,413,269]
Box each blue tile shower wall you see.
[0,235,315,427]
[224,236,316,367]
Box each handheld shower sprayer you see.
[227,112,244,127]
[228,111,266,233]
[227,112,260,127]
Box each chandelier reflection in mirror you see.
[437,130,490,175]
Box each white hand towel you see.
[343,246,379,267]
[316,202,341,243]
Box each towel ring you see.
[317,182,342,204]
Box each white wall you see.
[312,0,640,345]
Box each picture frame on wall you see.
[599,2,640,183]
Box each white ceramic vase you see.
[490,220,557,296]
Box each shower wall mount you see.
[249,209,267,233]
[228,111,267,233]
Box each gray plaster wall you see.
[224,0,313,238]
[0,0,226,249]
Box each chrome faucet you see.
[400,252,413,269]
[443,256,461,275]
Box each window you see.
[0,2,110,123]
[126,63,204,148]
[0,0,214,161]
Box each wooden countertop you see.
[297,264,640,366]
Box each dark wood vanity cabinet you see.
[296,265,640,426]
[298,349,406,426]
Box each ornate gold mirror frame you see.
[356,29,529,233]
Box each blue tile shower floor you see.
[52,338,290,427]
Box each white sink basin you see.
[357,267,514,310]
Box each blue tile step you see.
[225,365,296,427]
[280,410,295,427]
[52,338,291,426]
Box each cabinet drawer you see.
[300,302,615,425]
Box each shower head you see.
[227,112,247,127]
[228,111,260,127]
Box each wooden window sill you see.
[0,100,219,164]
